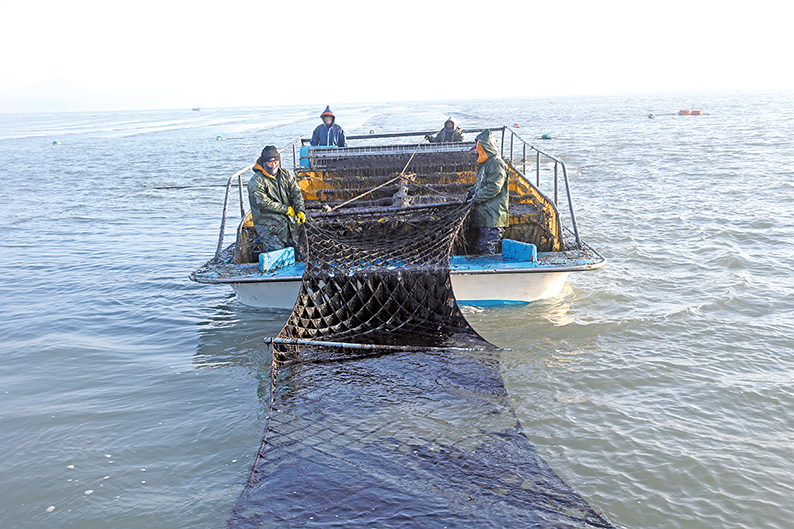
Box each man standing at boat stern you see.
[465,129,509,254]
[247,145,306,257]
[310,106,347,147]
[427,116,465,143]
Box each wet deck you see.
[191,249,605,284]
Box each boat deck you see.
[190,248,606,284]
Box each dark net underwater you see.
[228,199,613,528]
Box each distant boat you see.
[192,107,201,111]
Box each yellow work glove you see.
[296,211,306,224]
[285,206,296,219]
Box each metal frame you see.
[264,336,491,352]
[211,139,302,262]
[499,126,582,249]
[212,165,251,262]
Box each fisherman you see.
[464,130,509,255]
[310,106,347,147]
[247,145,306,258]
[426,116,464,143]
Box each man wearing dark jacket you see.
[311,106,347,147]
[247,145,306,255]
[465,130,509,254]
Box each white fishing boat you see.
[190,126,606,308]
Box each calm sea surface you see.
[1,91,793,528]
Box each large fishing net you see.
[270,201,491,364]
[228,198,613,528]
[229,348,613,528]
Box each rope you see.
[328,138,428,212]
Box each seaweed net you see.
[228,202,613,528]
[229,349,613,528]
[271,201,491,364]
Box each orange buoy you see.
[513,123,520,128]
[690,110,703,115]
[679,110,690,115]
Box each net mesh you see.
[229,349,614,528]
[272,201,492,364]
[228,201,613,528]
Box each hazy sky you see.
[1,0,792,111]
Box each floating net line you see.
[228,201,613,528]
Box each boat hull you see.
[229,269,570,309]
[232,280,302,309]
[452,270,569,306]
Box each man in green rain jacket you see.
[427,116,465,143]
[247,145,306,256]
[465,129,509,254]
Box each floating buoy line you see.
[648,110,708,118]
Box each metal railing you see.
[212,165,251,261]
[299,128,501,146]
[498,126,581,249]
[322,126,582,249]
[212,139,302,262]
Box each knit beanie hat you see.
[259,145,280,163]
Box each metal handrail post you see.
[560,161,581,248]
[500,127,506,158]
[213,180,233,261]
[523,143,527,175]
[237,172,246,217]
[536,151,541,187]
[554,162,559,206]
[211,138,303,262]
[213,164,253,261]
[509,131,514,164]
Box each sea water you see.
[1,91,793,528]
